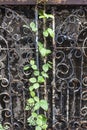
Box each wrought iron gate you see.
[0,5,87,130]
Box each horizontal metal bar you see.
[48,0,87,5]
[0,0,87,5]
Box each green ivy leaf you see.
[36,118,43,126]
[27,98,34,104]
[39,11,54,19]
[27,116,36,126]
[39,10,43,16]
[30,91,35,97]
[33,83,39,89]
[25,105,30,110]
[30,60,35,65]
[46,14,54,19]
[47,63,52,68]
[34,71,39,76]
[38,42,44,49]
[41,71,49,78]
[34,96,39,102]
[32,112,37,117]
[47,28,54,38]
[39,46,51,57]
[37,115,47,125]
[43,30,48,37]
[42,124,48,129]
[39,15,46,19]
[30,22,37,32]
[44,12,54,19]
[38,42,47,57]
[30,22,35,28]
[29,86,34,91]
[40,100,48,111]
[35,126,41,130]
[37,115,43,119]
[29,78,36,83]
[43,13,48,18]
[34,102,40,111]
[46,49,51,55]
[40,115,47,124]
[38,76,45,83]
[31,65,37,70]
[42,64,49,72]
[23,65,30,71]
[39,48,47,57]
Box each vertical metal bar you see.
[43,5,46,50]
[43,5,47,102]
[67,80,69,128]
[35,5,39,115]
[80,47,83,120]
[52,7,56,129]
[35,5,39,69]
[72,90,75,117]
[7,49,13,130]
[23,86,26,129]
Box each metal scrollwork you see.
[69,78,80,92]
[0,5,87,130]
[0,6,35,130]
[82,91,87,101]
[53,6,87,130]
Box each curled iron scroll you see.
[82,91,87,101]
[81,106,87,116]
[2,109,11,118]
[0,78,9,88]
[69,78,80,91]
[0,92,10,104]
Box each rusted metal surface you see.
[48,0,87,5]
[0,0,36,5]
[0,5,87,130]
[0,6,36,129]
[0,0,87,5]
[52,6,87,129]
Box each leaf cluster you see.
[23,10,54,130]
[24,59,51,130]
[28,114,48,130]
[38,42,51,57]
[23,22,37,32]
[39,10,54,19]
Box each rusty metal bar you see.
[35,5,39,69]
[8,47,14,130]
[48,0,87,5]
[80,46,83,122]
[0,0,87,5]
[43,5,47,102]
[52,7,56,129]
[23,85,26,129]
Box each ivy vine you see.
[23,10,54,130]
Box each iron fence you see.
[0,5,87,130]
